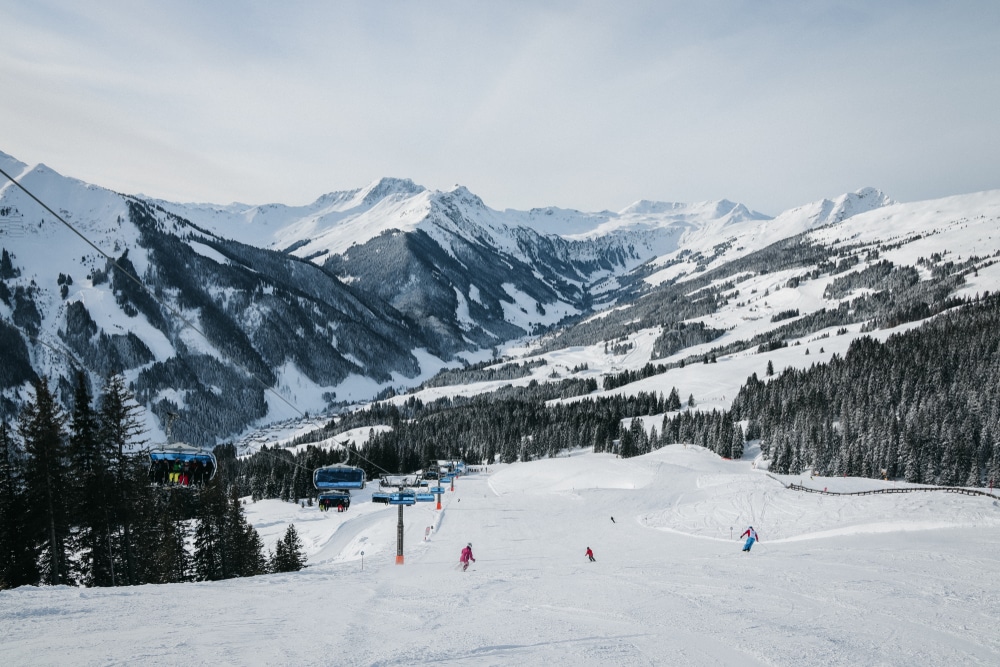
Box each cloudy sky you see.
[2,1,998,215]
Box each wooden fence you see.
[783,481,1000,500]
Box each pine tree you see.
[226,492,266,577]
[731,423,745,461]
[272,524,306,573]
[98,373,147,585]
[193,482,227,581]
[67,371,116,586]
[0,420,39,588]
[193,484,266,580]
[667,387,682,411]
[20,377,72,585]
[148,494,191,584]
[0,248,16,280]
[238,520,268,577]
[271,535,287,574]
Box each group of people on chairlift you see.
[148,459,214,486]
[318,496,350,512]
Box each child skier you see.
[585,547,595,562]
[460,543,476,571]
[741,526,759,552]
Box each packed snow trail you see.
[2,447,999,666]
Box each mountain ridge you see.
[1,147,995,448]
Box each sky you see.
[2,1,999,216]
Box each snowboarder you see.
[741,526,758,552]
[585,547,595,562]
[460,543,476,571]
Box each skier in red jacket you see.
[460,543,475,571]
[585,547,595,562]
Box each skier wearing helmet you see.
[460,543,476,571]
[741,526,759,552]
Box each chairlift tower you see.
[379,474,435,564]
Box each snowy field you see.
[3,446,999,666]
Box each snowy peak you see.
[725,187,898,256]
[443,184,487,210]
[777,187,895,230]
[357,177,426,207]
[618,200,687,216]
[826,187,895,223]
[0,158,131,244]
[617,198,768,223]
[0,150,28,181]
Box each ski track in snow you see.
[3,446,1000,666]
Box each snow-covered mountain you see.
[2,147,997,447]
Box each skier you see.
[460,543,476,571]
[585,546,595,562]
[740,526,759,552]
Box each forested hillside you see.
[730,290,1000,486]
[230,291,1000,504]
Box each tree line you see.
[236,293,1000,504]
[731,291,1000,485]
[228,387,735,502]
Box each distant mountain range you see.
[2,148,996,446]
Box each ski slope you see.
[3,445,999,666]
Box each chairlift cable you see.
[0,166,309,424]
[0,315,89,374]
[0,167,398,480]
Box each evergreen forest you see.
[0,373,303,591]
[231,292,1000,508]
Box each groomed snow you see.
[3,445,998,666]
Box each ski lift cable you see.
[0,164,309,422]
[0,315,89,375]
[0,321,374,480]
[2,306,334,480]
[0,167,395,478]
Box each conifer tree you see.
[193,481,228,581]
[225,492,267,577]
[20,377,72,585]
[0,248,16,280]
[148,494,191,584]
[730,423,745,461]
[98,373,147,585]
[68,371,115,586]
[193,484,266,580]
[0,420,38,588]
[272,523,306,573]
[667,387,682,411]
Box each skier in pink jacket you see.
[460,543,476,571]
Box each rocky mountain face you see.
[0,148,942,445]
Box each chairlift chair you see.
[318,490,351,511]
[313,464,367,491]
[148,443,217,486]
